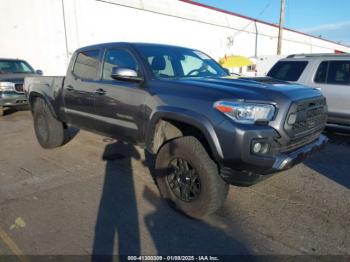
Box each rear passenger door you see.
[313,60,350,122]
[63,49,102,129]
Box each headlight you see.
[214,100,275,124]
[0,82,15,92]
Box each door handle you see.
[66,85,74,91]
[95,88,106,95]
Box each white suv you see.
[267,54,350,126]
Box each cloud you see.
[299,21,350,45]
[301,21,350,33]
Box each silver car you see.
[267,54,350,126]
[0,59,42,116]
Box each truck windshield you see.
[267,61,308,81]
[136,45,228,79]
[0,60,34,74]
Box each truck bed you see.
[24,76,65,96]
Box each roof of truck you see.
[76,42,195,52]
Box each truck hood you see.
[0,73,38,84]
[172,76,322,102]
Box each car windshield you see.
[136,45,228,79]
[0,60,34,74]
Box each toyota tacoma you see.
[24,43,328,218]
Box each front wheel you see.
[155,136,229,219]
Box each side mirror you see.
[111,67,142,82]
[36,69,43,75]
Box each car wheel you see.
[155,136,229,219]
[33,98,66,149]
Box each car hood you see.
[171,76,322,102]
[0,73,38,84]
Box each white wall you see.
[0,0,349,75]
[0,0,68,75]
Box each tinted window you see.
[0,60,34,74]
[102,49,138,80]
[314,61,328,83]
[327,61,350,85]
[267,61,308,81]
[73,50,100,80]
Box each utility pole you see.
[277,0,285,55]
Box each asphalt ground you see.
[0,109,349,260]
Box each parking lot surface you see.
[0,110,349,257]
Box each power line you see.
[232,0,273,39]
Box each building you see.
[1,0,349,75]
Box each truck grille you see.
[15,84,24,93]
[284,97,327,137]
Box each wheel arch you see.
[29,92,58,119]
[145,107,224,163]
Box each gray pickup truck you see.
[25,42,328,218]
[0,58,42,116]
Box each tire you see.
[155,136,229,219]
[33,98,66,149]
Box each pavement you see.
[0,110,349,259]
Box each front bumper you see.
[271,134,327,171]
[0,92,28,107]
[216,120,328,186]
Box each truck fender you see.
[28,92,58,119]
[145,106,224,162]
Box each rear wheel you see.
[155,136,229,219]
[33,98,66,149]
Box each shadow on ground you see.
[305,126,350,189]
[92,141,249,260]
[92,141,140,260]
[1,105,29,116]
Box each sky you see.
[195,0,350,46]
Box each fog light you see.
[288,113,297,125]
[253,142,262,153]
[252,140,270,155]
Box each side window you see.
[327,61,350,85]
[73,50,100,80]
[314,61,328,83]
[148,55,175,78]
[247,64,257,72]
[267,61,308,81]
[102,49,138,81]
